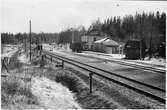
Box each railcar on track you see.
[70,42,83,53]
[124,40,146,59]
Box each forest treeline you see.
[1,11,166,55]
[89,11,166,49]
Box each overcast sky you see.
[1,0,167,33]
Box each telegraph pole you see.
[29,20,32,61]
[140,17,142,60]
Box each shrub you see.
[1,76,38,106]
[54,71,79,93]
[2,77,20,96]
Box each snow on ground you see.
[18,53,30,64]
[110,54,125,59]
[109,53,165,67]
[135,57,166,67]
[42,43,72,52]
[31,77,81,109]
[1,44,18,59]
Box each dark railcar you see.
[124,40,146,59]
[158,42,166,58]
[70,42,83,53]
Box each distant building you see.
[81,35,103,50]
[81,30,105,50]
[93,38,119,54]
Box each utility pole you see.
[140,17,142,60]
[29,20,32,61]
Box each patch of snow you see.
[134,57,166,67]
[18,54,30,64]
[43,43,72,52]
[42,43,52,50]
[31,77,81,109]
[110,54,125,59]
[1,45,18,59]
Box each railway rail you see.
[42,50,165,104]
[63,51,165,74]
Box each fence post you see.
[42,55,44,61]
[40,55,45,67]
[89,72,93,93]
[62,60,64,69]
[45,55,47,63]
[50,56,52,63]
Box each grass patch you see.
[54,71,79,92]
[31,55,47,68]
[1,76,39,109]
[1,50,40,109]
[7,51,23,70]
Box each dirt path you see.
[31,76,81,109]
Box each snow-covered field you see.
[1,44,18,59]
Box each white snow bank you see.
[31,77,81,109]
[136,57,166,67]
[108,54,165,67]
[110,54,125,59]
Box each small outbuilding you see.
[93,38,119,54]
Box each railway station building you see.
[93,38,120,54]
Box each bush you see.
[1,76,38,106]
[55,72,79,93]
[8,52,23,70]
[31,58,41,65]
[2,77,20,96]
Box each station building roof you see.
[94,38,119,46]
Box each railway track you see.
[63,51,165,74]
[42,50,165,104]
